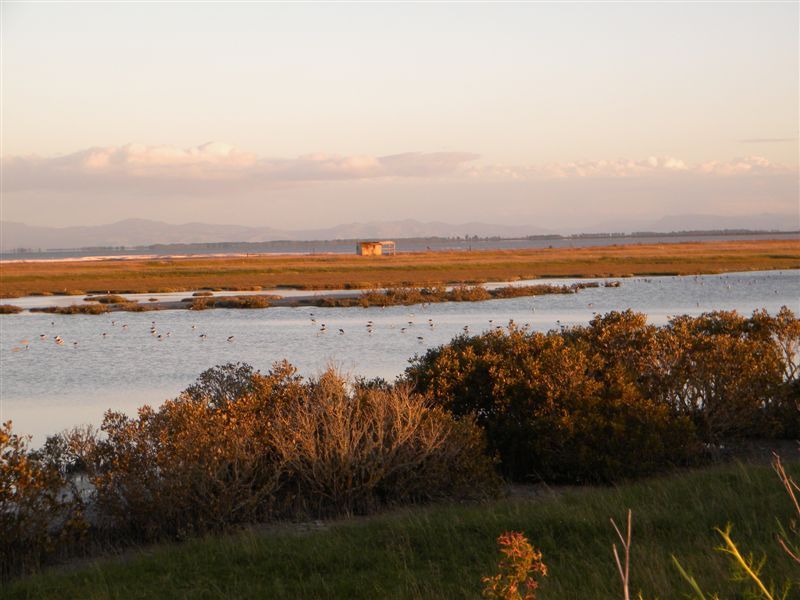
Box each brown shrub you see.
[81,363,498,540]
[1,422,87,579]
[0,305,23,314]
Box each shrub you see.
[407,309,798,483]
[80,363,498,541]
[0,305,23,314]
[1,422,87,579]
[407,323,698,483]
[653,308,798,441]
[482,531,547,600]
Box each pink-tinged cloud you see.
[2,143,796,195]
[2,144,480,191]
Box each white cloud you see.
[465,155,790,180]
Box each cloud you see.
[465,155,793,180]
[2,144,480,192]
[2,143,796,196]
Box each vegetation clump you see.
[407,307,799,483]
[116,302,161,312]
[30,304,109,315]
[187,295,275,309]
[0,422,87,580]
[0,305,23,314]
[0,364,497,579]
[83,295,129,304]
[315,283,594,308]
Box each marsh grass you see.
[2,240,797,297]
[0,305,23,314]
[187,295,277,309]
[313,283,594,308]
[83,294,130,304]
[5,461,798,599]
[29,304,109,315]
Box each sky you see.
[1,2,798,231]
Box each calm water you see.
[2,270,798,444]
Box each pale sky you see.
[1,2,798,230]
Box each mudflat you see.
[1,239,798,297]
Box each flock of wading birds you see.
[7,273,782,354]
[9,308,553,354]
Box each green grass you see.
[5,461,798,599]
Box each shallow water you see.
[1,270,798,444]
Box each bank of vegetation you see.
[15,282,605,315]
[1,307,798,588]
[1,239,797,297]
[186,294,277,309]
[312,283,600,308]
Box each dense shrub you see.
[1,422,86,579]
[407,308,799,483]
[0,305,23,314]
[648,308,799,440]
[73,363,498,541]
[407,324,697,483]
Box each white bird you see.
[227,335,235,342]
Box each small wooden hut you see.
[356,240,396,256]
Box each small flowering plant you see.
[482,531,548,600]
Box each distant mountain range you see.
[1,214,797,252]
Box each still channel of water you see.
[1,269,798,444]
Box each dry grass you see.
[29,304,109,315]
[1,240,797,297]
